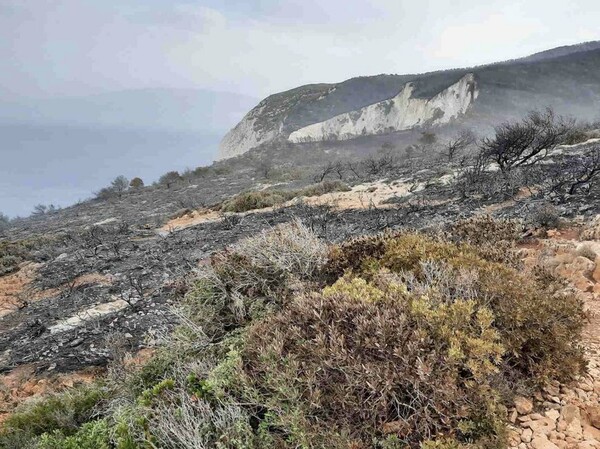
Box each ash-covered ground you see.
[2,135,600,383]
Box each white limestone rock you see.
[288,73,478,143]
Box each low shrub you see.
[326,232,586,383]
[149,390,255,449]
[183,220,327,339]
[323,232,391,282]
[220,190,291,213]
[220,181,350,213]
[442,215,523,267]
[297,180,350,197]
[34,420,111,449]
[532,204,561,229]
[0,236,55,276]
[445,215,521,246]
[0,384,107,444]
[576,243,597,262]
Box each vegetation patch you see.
[220,180,350,213]
[0,384,107,447]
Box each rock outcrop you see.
[288,74,478,143]
[218,102,283,160]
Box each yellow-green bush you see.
[326,232,586,384]
[297,180,350,197]
[241,271,507,448]
[220,190,291,213]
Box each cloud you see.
[431,13,544,63]
[0,0,599,100]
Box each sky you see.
[1,0,600,217]
[1,0,599,100]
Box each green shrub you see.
[0,384,107,449]
[220,190,291,213]
[0,236,56,276]
[242,271,507,448]
[326,232,586,384]
[440,215,523,268]
[125,350,179,398]
[323,232,391,282]
[34,420,111,449]
[138,379,175,407]
[1,384,106,440]
[444,215,521,246]
[297,180,350,197]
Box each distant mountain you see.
[0,88,258,133]
[219,41,600,159]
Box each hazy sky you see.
[1,0,599,100]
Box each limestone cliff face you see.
[217,103,282,160]
[218,43,600,159]
[288,74,478,143]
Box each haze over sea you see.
[0,122,220,217]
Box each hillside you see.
[3,126,600,448]
[219,42,600,158]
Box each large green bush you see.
[325,232,586,384]
[242,272,507,448]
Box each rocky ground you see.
[507,223,600,449]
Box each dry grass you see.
[220,180,349,213]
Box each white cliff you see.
[288,74,478,143]
[218,103,282,160]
